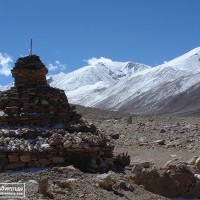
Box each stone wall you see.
[0,127,114,172]
[0,147,113,172]
[0,87,81,127]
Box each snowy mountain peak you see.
[123,62,150,75]
[48,57,150,106]
[158,47,200,71]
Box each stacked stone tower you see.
[12,55,48,88]
[0,54,115,172]
[0,55,80,127]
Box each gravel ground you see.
[0,105,200,199]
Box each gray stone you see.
[96,173,116,190]
[51,156,65,164]
[20,155,31,163]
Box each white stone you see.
[41,143,51,151]
[195,157,200,169]
[194,174,200,181]
[41,100,49,106]
[187,156,198,165]
[63,140,72,148]
[0,111,5,116]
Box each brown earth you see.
[1,105,200,199]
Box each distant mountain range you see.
[1,47,200,116]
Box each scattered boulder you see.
[96,173,116,190]
[132,163,200,198]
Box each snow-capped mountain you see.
[49,47,200,115]
[92,47,200,115]
[49,58,150,106]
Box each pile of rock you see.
[12,55,48,88]
[0,54,115,172]
[0,55,82,127]
[132,162,200,198]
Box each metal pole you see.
[29,39,32,56]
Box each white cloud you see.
[85,57,113,66]
[48,64,58,71]
[0,53,12,76]
[48,60,67,71]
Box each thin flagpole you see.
[29,39,32,56]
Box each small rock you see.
[194,174,200,181]
[0,111,5,116]
[28,180,38,184]
[54,180,70,188]
[96,173,116,190]
[127,184,134,191]
[51,156,65,164]
[160,129,166,133]
[132,160,151,169]
[154,139,165,145]
[131,164,143,173]
[38,178,49,196]
[118,180,127,190]
[138,137,148,145]
[8,155,19,163]
[127,116,132,124]
[195,157,200,169]
[20,155,31,163]
[65,165,76,171]
[39,158,51,165]
[110,133,119,140]
[187,156,198,165]
[52,188,66,194]
[63,140,72,148]
[67,178,77,182]
[40,143,51,151]
[41,100,49,106]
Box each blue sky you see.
[0,0,200,85]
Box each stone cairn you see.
[0,55,114,172]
